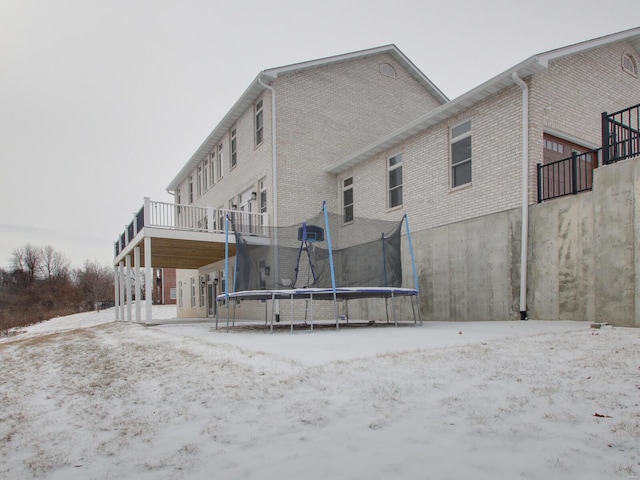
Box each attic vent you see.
[621,52,638,77]
[379,63,397,79]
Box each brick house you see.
[114,27,640,326]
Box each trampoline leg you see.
[232,299,236,327]
[391,291,398,327]
[270,293,275,334]
[215,300,219,330]
[290,294,294,334]
[410,295,417,325]
[385,297,390,324]
[264,300,268,326]
[417,293,423,326]
[310,294,314,332]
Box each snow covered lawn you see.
[1,307,639,479]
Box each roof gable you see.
[166,45,447,192]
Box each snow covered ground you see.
[1,306,639,479]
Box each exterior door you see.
[543,134,595,197]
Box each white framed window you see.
[343,177,353,223]
[203,158,209,191]
[176,188,181,215]
[190,277,196,308]
[255,100,264,146]
[230,128,237,169]
[209,151,216,185]
[199,275,205,307]
[216,143,223,181]
[217,205,225,232]
[170,287,177,300]
[387,154,403,209]
[259,177,267,214]
[197,165,203,197]
[188,175,193,203]
[451,120,472,188]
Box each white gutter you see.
[258,74,280,316]
[512,72,529,320]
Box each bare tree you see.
[11,243,41,284]
[38,245,70,284]
[75,261,113,311]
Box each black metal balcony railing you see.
[537,149,599,203]
[602,104,640,165]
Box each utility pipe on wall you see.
[512,72,529,320]
[258,74,280,315]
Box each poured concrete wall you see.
[529,156,639,327]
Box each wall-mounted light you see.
[213,278,219,285]
[251,191,257,201]
[231,204,237,210]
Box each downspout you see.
[258,74,280,316]
[512,72,529,320]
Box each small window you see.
[255,100,264,146]
[217,205,224,232]
[230,129,237,168]
[188,175,194,203]
[216,143,223,180]
[190,278,196,308]
[343,177,354,223]
[170,287,176,300]
[622,52,638,77]
[388,154,403,208]
[176,188,181,214]
[197,165,203,197]
[199,275,205,308]
[451,120,472,188]
[209,151,216,185]
[178,281,183,308]
[203,158,209,191]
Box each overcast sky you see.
[1,0,638,270]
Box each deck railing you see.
[602,104,640,165]
[114,198,268,257]
[537,149,599,203]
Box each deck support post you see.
[125,255,132,322]
[145,236,152,323]
[134,246,141,322]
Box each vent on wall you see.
[622,52,638,77]
[379,63,397,79]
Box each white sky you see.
[1,0,638,270]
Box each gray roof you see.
[326,26,640,174]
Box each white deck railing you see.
[115,198,269,257]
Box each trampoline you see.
[215,201,422,332]
[216,286,420,332]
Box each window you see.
[176,188,181,214]
[190,278,195,308]
[544,138,564,154]
[343,177,354,223]
[259,178,267,214]
[197,165,203,197]
[203,158,209,191]
[230,129,237,168]
[217,205,224,232]
[178,281,183,308]
[451,120,472,188]
[209,151,216,185]
[622,52,638,76]
[170,287,177,300]
[388,154,403,208]
[188,175,193,203]
[216,143,223,180]
[199,275,205,308]
[255,100,264,146]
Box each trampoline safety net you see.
[231,210,404,291]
